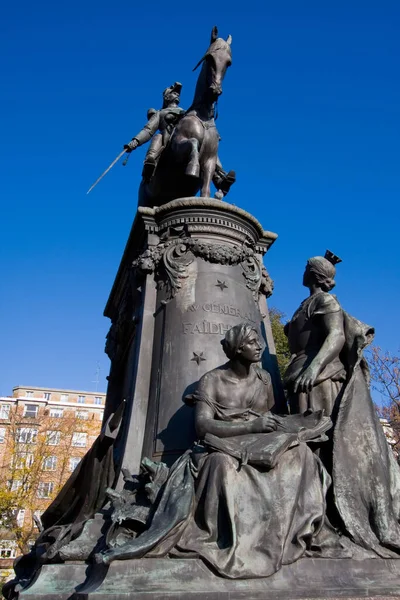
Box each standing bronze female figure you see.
[284,253,400,557]
[284,253,346,416]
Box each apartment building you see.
[0,386,106,578]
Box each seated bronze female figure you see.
[94,324,348,577]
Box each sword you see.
[86,149,127,194]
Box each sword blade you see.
[86,149,127,194]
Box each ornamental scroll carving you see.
[132,238,273,302]
[163,242,195,298]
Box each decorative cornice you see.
[138,197,278,251]
[106,197,277,318]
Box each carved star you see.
[216,280,228,291]
[191,352,206,365]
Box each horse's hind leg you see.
[185,138,200,177]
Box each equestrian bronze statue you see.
[88,27,235,204]
[133,26,235,207]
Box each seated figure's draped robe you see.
[172,394,334,578]
[103,380,363,578]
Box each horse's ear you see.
[210,26,218,44]
[226,34,232,45]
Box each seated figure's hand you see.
[294,363,320,393]
[124,139,139,153]
[251,413,277,434]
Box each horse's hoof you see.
[185,163,200,178]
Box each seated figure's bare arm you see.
[195,374,277,439]
[258,369,275,412]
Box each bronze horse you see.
[138,27,233,208]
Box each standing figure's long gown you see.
[283,291,400,557]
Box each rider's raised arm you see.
[132,111,161,147]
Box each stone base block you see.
[18,558,400,599]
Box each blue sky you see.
[1,1,399,396]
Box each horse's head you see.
[193,26,232,100]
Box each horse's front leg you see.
[185,138,200,177]
[170,135,200,178]
[200,158,217,198]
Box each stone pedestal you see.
[15,558,400,599]
[103,198,281,476]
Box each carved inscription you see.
[187,302,255,322]
[183,321,235,335]
[183,301,256,334]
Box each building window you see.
[9,479,29,493]
[0,428,5,443]
[72,432,87,447]
[46,431,60,446]
[0,404,10,419]
[14,453,34,469]
[94,397,102,405]
[76,410,88,420]
[69,457,81,471]
[25,391,34,398]
[0,540,17,559]
[23,404,38,418]
[16,509,25,527]
[10,479,22,492]
[49,408,63,418]
[43,392,51,401]
[60,394,69,402]
[37,482,54,499]
[42,456,57,471]
[17,428,38,444]
[77,395,86,404]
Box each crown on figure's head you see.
[324,250,342,266]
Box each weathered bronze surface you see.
[136,27,235,207]
[5,25,400,600]
[284,253,400,556]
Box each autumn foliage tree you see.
[269,307,291,378]
[0,405,100,556]
[368,346,400,456]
